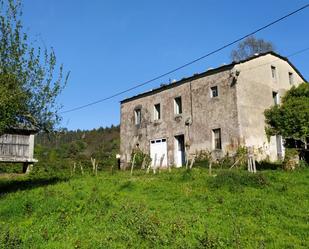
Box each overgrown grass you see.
[0,168,308,248]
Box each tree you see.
[231,36,275,62]
[0,0,69,133]
[264,83,309,149]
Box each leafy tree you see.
[0,0,69,133]
[264,83,309,149]
[231,36,275,62]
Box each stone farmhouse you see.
[120,52,306,168]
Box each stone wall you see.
[235,54,304,161]
[120,53,305,167]
[120,68,241,167]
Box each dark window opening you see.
[271,66,277,80]
[211,86,218,98]
[272,91,279,105]
[174,97,182,114]
[154,103,161,120]
[289,72,294,85]
[134,108,141,125]
[213,128,222,150]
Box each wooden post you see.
[159,154,165,173]
[91,157,95,174]
[209,161,212,175]
[80,163,84,175]
[189,155,196,169]
[26,164,33,174]
[185,152,189,169]
[73,162,76,175]
[130,154,136,175]
[141,156,146,170]
[91,157,98,175]
[152,153,157,174]
[252,155,256,173]
[22,163,28,173]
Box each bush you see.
[283,148,299,171]
[130,149,151,169]
[234,146,248,168]
[256,160,282,170]
[209,170,269,190]
[194,150,211,168]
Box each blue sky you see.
[22,0,309,130]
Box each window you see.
[212,128,222,150]
[174,97,182,115]
[154,103,161,120]
[272,91,279,105]
[271,66,277,80]
[289,72,294,85]
[134,108,141,125]
[211,86,218,98]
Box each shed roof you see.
[120,51,306,104]
[6,122,38,135]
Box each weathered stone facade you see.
[120,52,305,168]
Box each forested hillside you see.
[36,125,120,157]
[33,125,120,176]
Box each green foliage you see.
[209,170,269,190]
[131,148,151,169]
[30,125,120,177]
[234,146,248,168]
[1,168,309,248]
[255,159,282,170]
[0,0,69,133]
[283,148,299,171]
[265,83,309,144]
[194,150,211,168]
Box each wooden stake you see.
[153,153,157,174]
[209,161,212,175]
[130,154,136,175]
[141,156,146,170]
[189,155,196,169]
[73,162,76,175]
[185,152,189,169]
[80,163,84,175]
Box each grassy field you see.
[0,168,308,249]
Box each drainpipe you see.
[189,81,194,124]
[186,81,194,150]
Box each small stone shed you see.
[0,125,38,173]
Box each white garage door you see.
[150,138,167,167]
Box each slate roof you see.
[121,51,307,104]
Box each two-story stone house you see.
[120,52,306,168]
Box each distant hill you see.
[32,125,120,175]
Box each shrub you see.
[215,155,234,169]
[194,150,211,168]
[234,146,248,168]
[209,170,269,190]
[130,149,151,169]
[255,160,282,170]
[283,148,299,170]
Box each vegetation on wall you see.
[264,83,309,149]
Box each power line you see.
[61,4,309,114]
[240,47,309,74]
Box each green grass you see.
[0,168,309,248]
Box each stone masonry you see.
[120,52,306,168]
